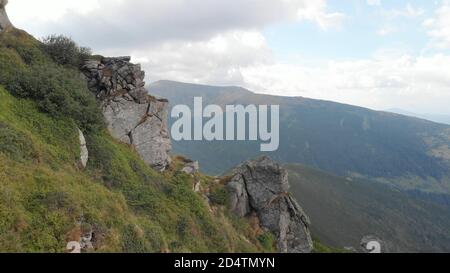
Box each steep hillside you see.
[150,80,450,195]
[0,29,276,253]
[286,164,450,253]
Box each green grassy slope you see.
[0,29,270,253]
[286,164,450,253]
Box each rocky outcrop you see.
[78,129,89,168]
[0,0,13,31]
[181,160,200,175]
[227,156,313,253]
[82,57,171,171]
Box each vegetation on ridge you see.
[0,29,103,132]
[0,29,274,253]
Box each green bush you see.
[0,48,27,88]
[209,186,229,206]
[312,238,348,253]
[41,35,92,68]
[0,31,104,132]
[21,65,101,132]
[121,224,152,253]
[0,63,104,132]
[176,216,190,239]
[257,232,276,252]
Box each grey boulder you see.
[227,156,313,253]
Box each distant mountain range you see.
[148,80,450,252]
[149,81,450,252]
[150,80,450,196]
[387,108,450,126]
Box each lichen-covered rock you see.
[181,160,200,175]
[78,129,89,168]
[227,156,313,253]
[0,0,13,31]
[82,57,171,171]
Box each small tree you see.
[41,35,92,67]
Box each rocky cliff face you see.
[0,0,13,31]
[82,57,171,171]
[227,156,313,253]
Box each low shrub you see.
[209,186,229,206]
[257,232,276,252]
[0,60,104,132]
[41,35,92,68]
[0,31,103,132]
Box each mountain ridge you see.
[387,108,450,126]
[152,80,445,121]
[150,80,450,195]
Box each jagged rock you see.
[82,57,148,103]
[0,0,13,31]
[182,160,200,174]
[193,180,201,193]
[80,226,94,251]
[78,129,89,168]
[66,221,94,253]
[82,57,171,171]
[227,156,313,253]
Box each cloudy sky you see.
[6,0,450,114]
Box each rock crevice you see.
[82,57,171,171]
[227,156,313,253]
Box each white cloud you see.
[382,3,425,19]
[125,31,274,87]
[125,29,450,115]
[239,54,450,114]
[6,0,450,115]
[373,4,424,38]
[399,4,425,18]
[376,25,397,36]
[8,0,100,22]
[424,1,450,49]
[296,0,344,30]
[7,0,343,50]
[367,0,381,6]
